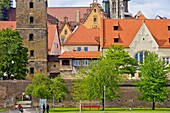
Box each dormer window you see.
[113,26,118,30]
[114,38,119,43]
[29,2,33,8]
[168,26,170,31]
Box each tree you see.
[26,73,68,100]
[0,0,11,20]
[72,45,138,110]
[137,52,169,110]
[0,28,28,80]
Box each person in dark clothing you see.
[43,104,45,113]
[46,104,49,113]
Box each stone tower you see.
[16,0,48,75]
[109,0,131,18]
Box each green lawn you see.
[0,108,8,112]
[49,108,170,113]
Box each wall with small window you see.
[63,45,98,52]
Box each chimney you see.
[76,10,80,22]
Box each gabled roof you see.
[48,25,57,51]
[63,24,100,45]
[102,19,142,48]
[0,21,16,30]
[47,7,89,22]
[58,51,102,59]
[102,18,170,48]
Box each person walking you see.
[46,104,49,113]
[43,104,45,113]
[18,104,23,113]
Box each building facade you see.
[16,0,48,75]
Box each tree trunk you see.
[152,100,155,110]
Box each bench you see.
[81,105,100,110]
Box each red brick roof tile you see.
[47,7,89,21]
[64,24,100,45]
[58,51,102,59]
[48,24,57,51]
[0,21,16,30]
[102,18,170,48]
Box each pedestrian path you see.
[1,108,37,113]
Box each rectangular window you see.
[93,17,97,22]
[73,60,80,66]
[77,47,81,51]
[113,26,118,30]
[30,17,34,24]
[30,50,34,57]
[60,37,65,43]
[84,47,88,51]
[82,60,90,66]
[114,38,119,43]
[163,57,169,65]
[169,38,170,43]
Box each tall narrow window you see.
[29,33,34,41]
[30,50,34,57]
[30,67,34,74]
[93,17,97,22]
[113,1,116,14]
[169,38,170,43]
[29,2,33,8]
[30,17,34,24]
[64,30,67,35]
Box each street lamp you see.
[104,86,106,111]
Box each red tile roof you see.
[58,51,102,59]
[102,19,142,48]
[0,21,16,30]
[48,25,57,51]
[64,24,100,45]
[102,17,170,48]
[47,7,89,21]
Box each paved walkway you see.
[2,108,37,113]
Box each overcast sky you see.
[13,0,170,19]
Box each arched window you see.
[30,67,34,74]
[30,50,34,57]
[29,2,33,8]
[135,51,148,64]
[30,17,34,23]
[29,33,34,41]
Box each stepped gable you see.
[63,24,100,45]
[58,51,102,59]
